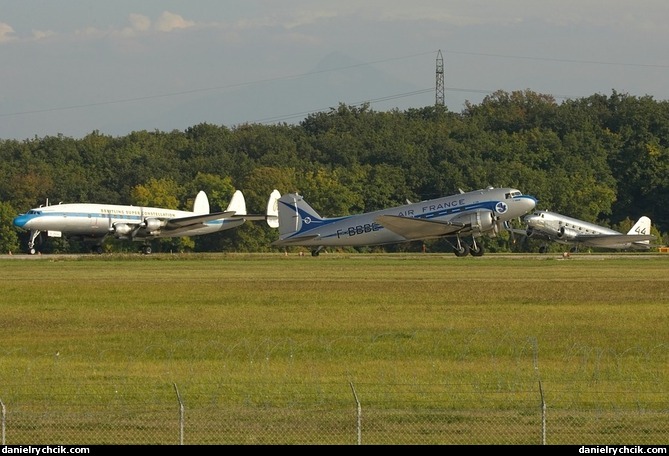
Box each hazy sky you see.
[1,1,668,140]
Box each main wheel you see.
[453,243,470,257]
[470,243,485,257]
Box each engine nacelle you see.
[142,218,162,233]
[112,223,133,236]
[466,210,497,236]
[556,226,579,241]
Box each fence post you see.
[1,399,5,445]
[349,381,361,445]
[531,337,546,445]
[539,380,546,445]
[173,383,184,445]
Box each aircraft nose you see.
[12,214,28,228]
[13,214,30,228]
[521,195,537,212]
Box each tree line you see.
[1,89,668,254]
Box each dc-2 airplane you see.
[518,210,655,253]
[13,189,281,255]
[271,186,537,257]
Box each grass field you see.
[1,252,667,444]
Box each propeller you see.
[504,216,527,250]
[501,219,513,241]
[131,206,146,238]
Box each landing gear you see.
[27,230,41,255]
[140,245,152,255]
[91,245,104,255]
[311,246,324,257]
[539,245,548,254]
[450,236,485,257]
[453,239,470,257]
[470,241,485,257]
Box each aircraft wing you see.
[507,227,530,237]
[163,210,235,230]
[575,233,655,247]
[375,215,465,240]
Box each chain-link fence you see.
[1,381,666,445]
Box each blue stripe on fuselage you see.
[12,210,234,231]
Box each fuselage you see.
[13,203,243,240]
[523,210,651,250]
[524,211,619,239]
[277,187,537,247]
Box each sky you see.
[1,1,668,140]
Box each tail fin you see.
[226,190,248,215]
[266,189,281,228]
[628,216,652,244]
[277,193,324,238]
[192,191,210,214]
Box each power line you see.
[440,49,669,69]
[1,49,664,122]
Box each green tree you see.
[0,201,21,254]
[130,178,188,253]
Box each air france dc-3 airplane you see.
[272,186,537,257]
[13,189,281,255]
[519,210,655,253]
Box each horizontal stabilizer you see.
[164,211,235,230]
[272,234,321,246]
[227,189,281,227]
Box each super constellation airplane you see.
[271,186,537,257]
[13,189,281,254]
[518,210,655,253]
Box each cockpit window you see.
[505,191,522,199]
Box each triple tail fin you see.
[266,189,281,228]
[226,190,248,215]
[226,189,282,227]
[192,191,210,214]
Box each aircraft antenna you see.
[435,49,445,106]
